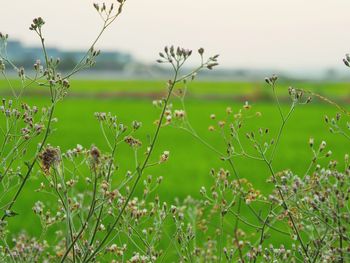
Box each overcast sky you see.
[1,0,350,72]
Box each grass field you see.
[1,79,350,99]
[1,78,350,252]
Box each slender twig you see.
[269,103,295,164]
[336,203,344,263]
[1,104,55,221]
[234,198,244,262]
[60,159,100,262]
[262,152,310,262]
[83,67,180,262]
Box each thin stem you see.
[60,162,99,262]
[269,104,295,164]
[83,69,180,262]
[262,152,310,262]
[336,203,344,263]
[272,83,284,121]
[234,198,244,262]
[1,104,55,221]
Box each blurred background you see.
[1,0,350,80]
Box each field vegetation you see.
[0,1,350,262]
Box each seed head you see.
[207,62,219,70]
[160,151,170,163]
[29,17,45,31]
[344,57,350,67]
[132,120,142,130]
[124,136,142,148]
[265,74,278,86]
[39,146,60,175]
[174,110,185,119]
[243,101,251,110]
[346,54,350,62]
[309,138,314,148]
[319,141,326,152]
[198,48,204,56]
[90,146,100,163]
[208,125,215,131]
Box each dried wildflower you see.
[66,179,76,187]
[309,137,314,147]
[160,151,170,163]
[243,101,251,110]
[265,74,278,85]
[174,110,185,119]
[0,32,8,40]
[198,48,205,55]
[319,140,326,151]
[207,62,219,70]
[29,17,45,31]
[107,244,126,255]
[325,150,332,157]
[166,115,172,124]
[152,100,163,107]
[124,136,142,148]
[33,201,45,215]
[132,120,142,130]
[90,145,100,164]
[62,79,70,88]
[218,120,225,128]
[39,146,60,175]
[18,67,25,79]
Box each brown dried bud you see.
[198,48,204,55]
[124,136,142,148]
[93,3,100,11]
[90,146,100,163]
[39,146,60,175]
[207,62,219,70]
[346,54,350,62]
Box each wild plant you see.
[1,3,220,261]
[0,1,350,262]
[161,67,350,262]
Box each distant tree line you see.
[6,40,133,71]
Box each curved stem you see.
[1,104,55,221]
[83,69,180,262]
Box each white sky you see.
[1,0,350,71]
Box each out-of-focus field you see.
[0,79,349,244]
[1,79,350,98]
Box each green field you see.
[1,79,350,99]
[1,79,349,255]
